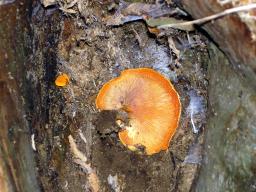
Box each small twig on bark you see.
[159,3,256,31]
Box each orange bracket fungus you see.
[55,73,70,87]
[96,68,181,155]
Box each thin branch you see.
[159,3,256,30]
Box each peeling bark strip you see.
[68,135,100,192]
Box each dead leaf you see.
[106,1,185,26]
[146,17,195,31]
[40,0,57,7]
[147,27,161,35]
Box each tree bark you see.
[0,0,40,191]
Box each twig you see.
[159,3,256,30]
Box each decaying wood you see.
[180,0,256,73]
[0,1,40,191]
[68,135,100,192]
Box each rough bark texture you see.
[196,43,256,192]
[178,0,256,191]
[27,1,208,191]
[181,0,256,74]
[0,0,40,191]
[1,0,255,192]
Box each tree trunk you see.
[0,0,255,191]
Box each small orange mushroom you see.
[96,68,181,155]
[55,73,70,87]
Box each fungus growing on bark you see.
[55,73,70,87]
[96,68,181,155]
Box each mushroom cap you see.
[55,73,70,87]
[96,68,181,155]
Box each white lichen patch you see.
[186,90,206,134]
[107,174,121,192]
[184,143,202,164]
[142,42,178,82]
